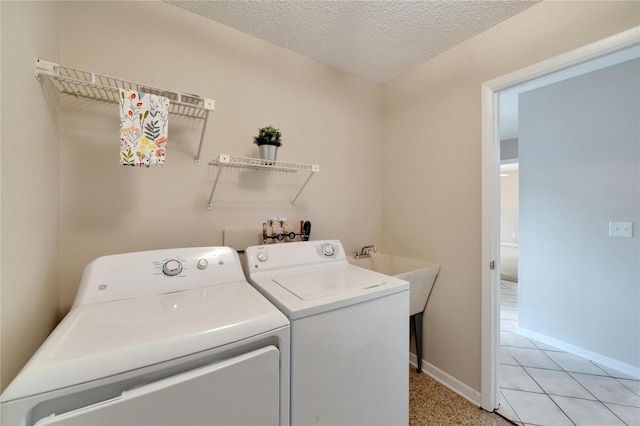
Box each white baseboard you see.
[517,327,640,379]
[409,352,481,406]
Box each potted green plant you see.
[253,125,282,163]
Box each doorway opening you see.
[496,95,640,423]
[480,26,640,417]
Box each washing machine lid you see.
[272,263,387,299]
[2,281,288,402]
[250,263,408,319]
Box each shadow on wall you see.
[57,94,307,222]
[58,95,208,230]
[60,97,136,230]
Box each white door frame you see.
[480,26,640,411]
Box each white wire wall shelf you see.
[35,58,215,165]
[207,154,320,210]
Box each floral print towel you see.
[119,89,170,167]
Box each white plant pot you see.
[258,144,279,163]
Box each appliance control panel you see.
[246,240,344,272]
[73,247,246,307]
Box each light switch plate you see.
[609,221,633,237]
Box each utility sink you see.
[348,252,440,372]
[347,253,440,316]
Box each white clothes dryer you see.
[1,247,290,426]
[245,240,409,426]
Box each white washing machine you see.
[1,247,290,426]
[245,240,409,426]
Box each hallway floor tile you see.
[496,280,640,426]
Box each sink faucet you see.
[355,245,377,259]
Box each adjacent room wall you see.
[500,138,519,163]
[519,59,640,370]
[500,171,519,246]
[382,1,639,395]
[0,1,61,391]
[58,1,383,311]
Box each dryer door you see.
[35,346,280,426]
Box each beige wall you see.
[1,1,61,391]
[58,1,383,311]
[382,1,639,392]
[0,0,382,391]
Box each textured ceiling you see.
[166,0,539,84]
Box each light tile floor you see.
[496,280,640,426]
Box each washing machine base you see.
[289,291,409,426]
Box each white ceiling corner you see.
[165,0,539,84]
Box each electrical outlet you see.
[609,221,633,238]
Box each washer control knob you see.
[322,243,335,257]
[257,252,269,262]
[162,259,183,276]
[197,258,208,270]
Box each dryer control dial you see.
[257,252,269,262]
[162,259,183,276]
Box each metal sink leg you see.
[412,312,423,373]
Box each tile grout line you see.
[565,371,636,425]
[517,344,577,426]
[497,389,524,424]
[501,343,576,425]
[614,377,640,398]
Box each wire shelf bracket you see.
[207,154,320,210]
[35,58,215,165]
